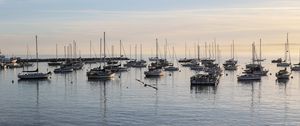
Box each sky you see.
[1,0,300,58]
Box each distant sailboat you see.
[87,32,115,80]
[48,44,62,66]
[144,38,164,77]
[22,44,34,67]
[18,35,51,79]
[85,40,97,64]
[132,44,147,68]
[164,45,179,71]
[277,33,291,67]
[276,68,291,79]
[223,40,238,70]
[291,49,300,71]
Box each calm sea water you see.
[1,56,300,126]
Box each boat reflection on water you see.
[276,79,289,85]
[17,79,51,85]
[17,79,51,107]
[87,79,109,125]
[87,77,115,82]
[190,85,217,94]
[237,80,261,85]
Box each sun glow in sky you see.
[1,0,300,57]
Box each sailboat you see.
[223,40,238,70]
[238,42,264,81]
[291,49,300,71]
[53,45,73,73]
[277,33,291,67]
[132,44,147,68]
[22,44,34,67]
[85,40,97,64]
[189,43,205,71]
[18,35,51,79]
[244,41,269,76]
[165,45,179,71]
[48,44,62,66]
[144,38,164,77]
[178,42,193,63]
[87,32,115,79]
[276,68,291,79]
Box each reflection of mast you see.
[154,78,158,115]
[100,81,107,121]
[36,81,39,106]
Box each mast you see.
[156,38,159,63]
[99,38,102,59]
[103,32,106,60]
[156,38,158,59]
[111,45,114,58]
[287,33,291,63]
[252,42,255,64]
[140,44,142,60]
[205,42,207,58]
[35,35,39,72]
[197,43,200,61]
[184,42,187,59]
[299,48,300,63]
[90,40,92,59]
[135,44,137,60]
[233,40,235,59]
[120,40,122,58]
[69,44,72,60]
[209,43,211,58]
[260,38,262,63]
[214,38,216,59]
[64,46,66,62]
[165,39,167,60]
[194,43,196,59]
[73,41,76,59]
[172,46,175,63]
[55,43,58,60]
[129,44,132,59]
[26,43,29,60]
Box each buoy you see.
[11,80,14,83]
[70,81,73,84]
